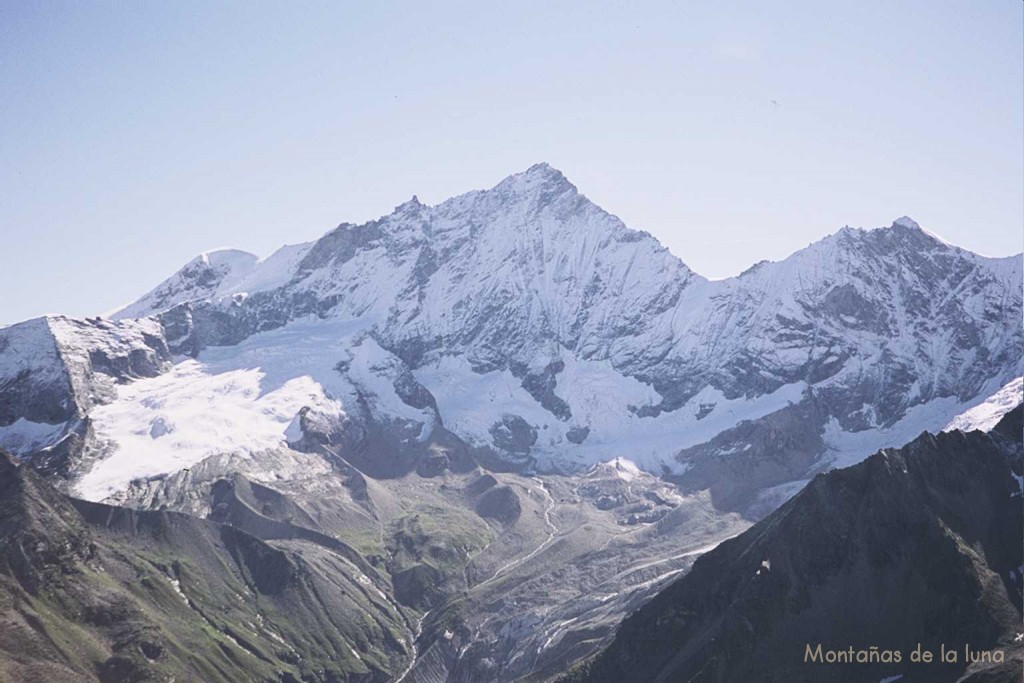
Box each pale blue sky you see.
[2,1,1021,324]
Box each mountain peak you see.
[525,161,560,176]
[826,216,954,254]
[881,216,958,248]
[109,248,259,320]
[892,215,920,230]
[394,195,424,214]
[492,162,576,199]
[189,248,259,272]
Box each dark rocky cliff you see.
[566,408,1024,683]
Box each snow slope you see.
[944,377,1023,433]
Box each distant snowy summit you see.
[1,164,1021,511]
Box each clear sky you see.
[2,1,1022,325]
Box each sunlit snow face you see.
[944,377,1023,433]
[77,360,340,501]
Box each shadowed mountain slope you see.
[565,408,1024,683]
[0,450,413,683]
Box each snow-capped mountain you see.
[1,164,1021,509]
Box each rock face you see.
[0,316,170,478]
[567,408,1024,683]
[0,316,169,426]
[1,165,1021,509]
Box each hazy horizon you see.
[3,1,1022,324]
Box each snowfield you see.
[78,362,339,500]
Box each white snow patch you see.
[944,377,1022,433]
